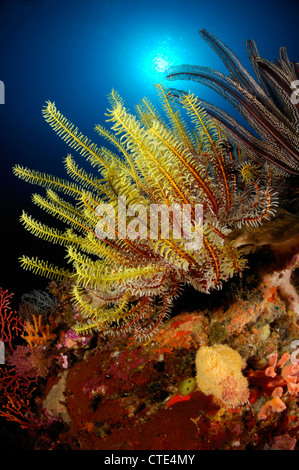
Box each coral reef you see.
[21,314,54,348]
[0,288,24,351]
[227,209,299,314]
[4,31,298,450]
[0,261,298,449]
[8,345,51,379]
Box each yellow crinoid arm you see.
[68,246,166,291]
[107,100,194,207]
[42,101,129,174]
[154,84,197,154]
[94,122,142,190]
[64,154,109,195]
[32,191,93,233]
[72,285,131,323]
[179,92,231,213]
[148,119,218,213]
[13,164,83,199]
[20,211,84,247]
[135,95,166,130]
[19,255,72,281]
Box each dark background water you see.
[0,0,298,303]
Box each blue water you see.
[0,0,298,299]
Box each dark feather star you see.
[166,29,299,177]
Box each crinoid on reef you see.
[13,84,279,341]
[166,29,299,177]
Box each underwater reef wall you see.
[2,29,298,450]
[1,258,298,450]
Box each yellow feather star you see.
[13,84,278,340]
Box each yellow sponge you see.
[195,344,249,408]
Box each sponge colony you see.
[195,344,249,408]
